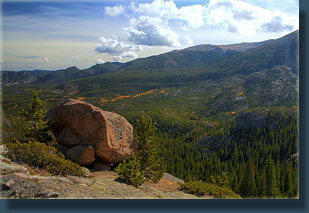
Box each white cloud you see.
[95,37,141,61]
[125,16,181,47]
[128,0,298,40]
[44,56,49,63]
[261,14,295,32]
[104,6,124,17]
[205,0,298,35]
[95,0,298,61]
[96,59,104,64]
[131,0,206,30]
[127,0,189,47]
[95,36,142,54]
[177,4,206,29]
[133,0,178,21]
[113,51,138,61]
[122,51,138,58]
[181,36,194,46]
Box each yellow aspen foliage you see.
[101,98,109,103]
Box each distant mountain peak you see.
[181,40,273,53]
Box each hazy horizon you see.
[1,0,299,71]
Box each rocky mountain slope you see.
[1,70,51,86]
[1,31,298,116]
[0,145,204,199]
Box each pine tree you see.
[265,156,280,198]
[285,162,294,197]
[257,168,267,198]
[115,153,146,187]
[19,90,51,142]
[135,114,166,182]
[240,160,256,197]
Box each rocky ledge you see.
[0,146,208,199]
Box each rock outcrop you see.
[0,145,207,199]
[46,99,138,164]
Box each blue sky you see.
[0,0,299,71]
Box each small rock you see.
[66,145,95,167]
[1,189,16,198]
[1,179,15,190]
[36,188,60,198]
[0,161,28,174]
[0,144,7,155]
[80,167,93,178]
[55,177,73,183]
[0,155,11,163]
[14,183,25,195]
[93,161,112,171]
[46,191,60,198]
[25,182,37,188]
[57,128,80,147]
[28,175,50,181]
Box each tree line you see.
[152,108,298,198]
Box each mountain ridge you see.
[2,30,298,115]
[1,34,286,85]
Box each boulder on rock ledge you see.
[46,99,138,164]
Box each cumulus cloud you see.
[96,59,105,64]
[95,37,141,61]
[95,37,142,54]
[177,4,206,29]
[261,15,295,32]
[44,56,49,63]
[205,0,298,35]
[125,16,181,47]
[104,6,124,17]
[132,0,178,21]
[131,0,205,30]
[128,0,298,39]
[96,0,298,60]
[113,51,138,61]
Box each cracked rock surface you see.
[0,145,208,199]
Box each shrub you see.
[115,153,146,187]
[5,141,85,176]
[181,180,242,199]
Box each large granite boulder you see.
[46,99,138,164]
